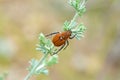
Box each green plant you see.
[0,72,8,80]
[24,0,87,80]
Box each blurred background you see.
[0,0,120,80]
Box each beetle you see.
[45,30,76,55]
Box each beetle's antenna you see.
[45,32,59,37]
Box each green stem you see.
[68,13,78,28]
[24,53,49,80]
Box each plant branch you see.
[69,13,79,28]
[24,53,49,80]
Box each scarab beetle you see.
[46,30,76,55]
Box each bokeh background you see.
[0,0,120,80]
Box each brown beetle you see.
[46,30,76,55]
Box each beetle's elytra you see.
[52,31,71,46]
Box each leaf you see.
[76,0,81,3]
[37,33,55,54]
[63,21,70,31]
[27,59,39,72]
[69,0,87,17]
[35,67,48,75]
[28,58,49,75]
[46,54,58,66]
[0,72,8,80]
[63,20,78,31]
[78,6,86,16]
[71,23,86,40]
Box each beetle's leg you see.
[45,32,59,37]
[63,40,69,50]
[52,40,69,55]
[52,44,65,55]
[69,34,76,39]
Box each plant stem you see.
[24,53,49,80]
[68,13,78,28]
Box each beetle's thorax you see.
[60,30,71,40]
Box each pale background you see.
[0,0,120,80]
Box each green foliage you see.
[63,0,87,40]
[28,58,48,75]
[69,0,87,16]
[24,34,59,80]
[28,55,58,75]
[46,54,58,66]
[24,0,87,80]
[63,20,86,40]
[63,20,77,31]
[0,72,8,80]
[36,33,55,54]
[71,23,86,40]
